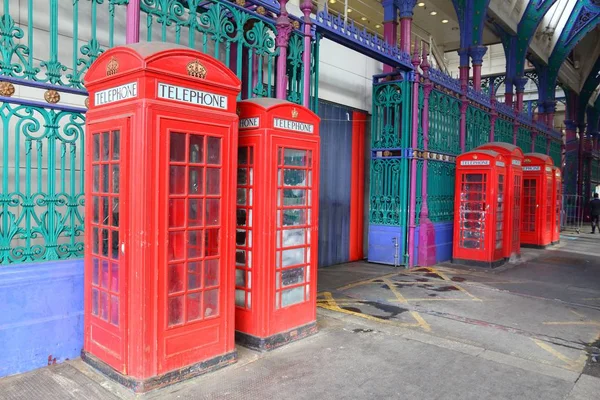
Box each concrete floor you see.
[1,233,600,399]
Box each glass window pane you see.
[237,168,247,185]
[93,166,99,192]
[93,135,100,161]
[238,147,248,165]
[284,169,306,186]
[111,230,119,260]
[188,261,202,290]
[284,149,307,166]
[188,198,203,227]
[111,198,119,227]
[205,199,220,226]
[187,293,202,322]
[101,132,109,161]
[282,248,305,266]
[100,292,109,321]
[101,229,109,257]
[282,267,304,287]
[92,288,98,316]
[236,250,246,266]
[206,137,221,164]
[189,166,203,194]
[112,165,119,193]
[168,296,184,326]
[102,165,109,192]
[283,229,306,247]
[236,230,247,246]
[236,209,247,226]
[168,231,185,260]
[188,230,202,259]
[281,286,304,307]
[204,259,219,287]
[111,263,119,292]
[93,197,99,223]
[237,189,246,205]
[102,197,109,225]
[170,132,186,162]
[169,166,186,194]
[206,168,220,195]
[203,289,219,318]
[283,209,306,226]
[235,268,245,286]
[92,258,99,285]
[169,199,185,228]
[110,295,119,326]
[204,229,219,257]
[168,264,184,293]
[235,289,246,307]
[92,227,99,254]
[189,135,204,163]
[284,189,306,206]
[111,130,120,160]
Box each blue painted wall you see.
[413,222,454,264]
[317,101,353,267]
[368,224,407,265]
[0,260,84,378]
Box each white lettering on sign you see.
[157,82,228,110]
[94,82,138,106]
[512,160,521,166]
[240,117,260,129]
[496,161,505,167]
[523,166,541,171]
[460,160,490,166]
[273,118,314,133]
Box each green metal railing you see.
[549,140,561,168]
[0,103,86,264]
[516,126,532,153]
[465,105,490,151]
[494,117,513,144]
[427,160,456,223]
[534,134,547,154]
[428,90,461,154]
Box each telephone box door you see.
[157,116,235,373]
[271,139,319,332]
[456,170,490,260]
[85,117,129,372]
[522,176,540,242]
[544,173,553,244]
[493,173,505,261]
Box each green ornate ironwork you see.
[0,101,85,264]
[534,134,547,154]
[0,0,129,90]
[428,89,461,155]
[516,126,532,153]
[465,105,490,151]
[494,117,513,144]
[427,160,456,223]
[369,79,412,227]
[286,33,304,104]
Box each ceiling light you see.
[329,0,336,3]
[361,16,367,21]
[442,19,448,23]
[430,11,437,15]
[376,24,381,28]
[347,8,352,12]
[418,2,425,6]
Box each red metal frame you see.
[453,150,507,267]
[235,99,320,348]
[84,43,240,387]
[477,143,524,259]
[520,153,554,248]
[350,111,366,261]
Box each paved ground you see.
[1,233,600,399]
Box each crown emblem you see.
[291,108,299,118]
[106,57,119,76]
[187,60,207,79]
[473,155,478,159]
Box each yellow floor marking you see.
[317,291,429,331]
[532,339,585,370]
[382,277,408,304]
[430,267,481,301]
[336,272,399,291]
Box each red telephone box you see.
[552,167,562,244]
[521,153,554,248]
[477,142,524,259]
[83,43,241,392]
[453,150,507,268]
[234,98,320,351]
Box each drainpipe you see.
[458,48,469,152]
[407,43,420,268]
[301,0,312,107]
[126,0,140,44]
[275,0,292,99]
